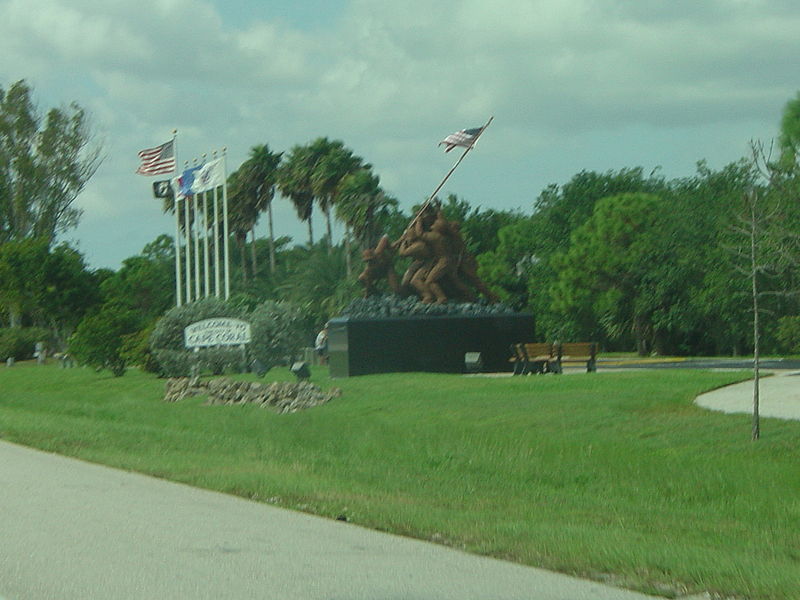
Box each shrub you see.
[149,298,250,377]
[776,316,800,354]
[0,327,52,361]
[249,301,307,370]
[69,305,141,376]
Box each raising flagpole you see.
[407,116,493,232]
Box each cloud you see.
[2,0,799,268]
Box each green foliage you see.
[100,238,174,321]
[68,305,141,376]
[249,300,307,369]
[0,326,51,360]
[776,316,800,353]
[0,80,102,244]
[149,297,248,377]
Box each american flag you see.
[439,127,483,153]
[136,140,176,175]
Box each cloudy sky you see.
[1,0,798,269]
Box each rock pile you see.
[341,294,516,319]
[164,377,341,413]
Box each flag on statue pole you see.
[136,140,176,175]
[192,158,224,193]
[438,127,484,153]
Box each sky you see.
[1,0,799,270]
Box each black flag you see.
[153,180,174,199]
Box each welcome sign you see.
[184,318,252,348]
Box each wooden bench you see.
[510,342,598,374]
[510,343,556,375]
[551,342,598,373]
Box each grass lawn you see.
[1,364,798,599]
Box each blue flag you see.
[178,165,203,197]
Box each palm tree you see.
[277,145,316,246]
[336,168,397,249]
[235,144,283,273]
[226,168,258,283]
[308,138,364,253]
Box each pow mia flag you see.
[152,180,174,199]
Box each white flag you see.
[193,158,224,193]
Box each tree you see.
[0,80,102,244]
[779,91,800,169]
[228,144,283,274]
[99,235,175,322]
[335,168,397,249]
[69,304,141,376]
[309,138,364,252]
[277,144,316,245]
[551,193,666,355]
[0,237,49,327]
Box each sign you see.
[184,318,252,348]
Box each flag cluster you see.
[439,127,483,153]
[136,140,176,175]
[173,159,224,198]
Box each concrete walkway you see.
[695,370,800,421]
[0,440,657,600]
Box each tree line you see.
[2,79,800,369]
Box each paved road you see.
[0,440,657,600]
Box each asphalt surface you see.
[0,440,658,600]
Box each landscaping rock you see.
[164,377,340,413]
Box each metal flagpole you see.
[171,130,182,307]
[212,151,221,297]
[183,161,192,303]
[201,154,210,298]
[409,116,494,231]
[193,159,201,301]
[222,148,231,300]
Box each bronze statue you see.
[357,234,400,298]
[358,201,498,304]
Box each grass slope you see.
[1,365,798,599]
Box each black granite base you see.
[328,313,535,377]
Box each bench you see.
[510,343,556,375]
[551,342,597,373]
[510,342,598,374]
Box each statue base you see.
[328,313,534,377]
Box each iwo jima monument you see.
[328,118,534,377]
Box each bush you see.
[149,298,307,377]
[0,327,52,361]
[69,305,141,376]
[776,316,800,354]
[149,298,250,377]
[120,325,160,373]
[249,301,307,370]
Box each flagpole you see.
[407,116,494,233]
[171,130,182,307]
[193,180,201,301]
[222,148,231,300]
[183,161,192,303]
[200,154,210,298]
[429,116,493,203]
[212,151,221,297]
